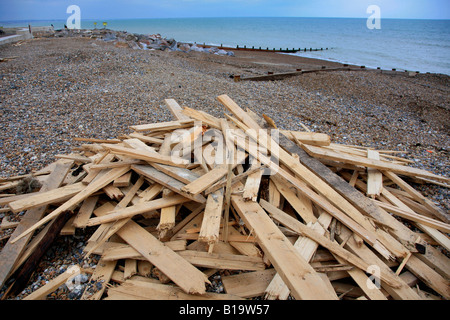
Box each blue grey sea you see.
[2,17,449,75]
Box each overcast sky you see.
[0,0,449,21]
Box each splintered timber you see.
[0,95,449,301]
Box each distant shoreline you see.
[2,18,449,75]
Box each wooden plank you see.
[130,119,194,132]
[10,166,131,245]
[103,184,124,201]
[157,190,178,238]
[137,260,153,277]
[113,171,132,187]
[164,99,191,121]
[104,279,243,300]
[268,179,282,208]
[102,144,189,168]
[101,241,187,261]
[281,130,331,146]
[366,150,383,197]
[0,218,19,231]
[86,194,189,226]
[198,189,224,249]
[115,220,209,295]
[80,257,117,300]
[181,164,230,196]
[271,175,316,224]
[239,67,353,82]
[222,269,277,298]
[60,215,76,235]
[8,182,84,213]
[132,164,206,203]
[123,137,158,153]
[23,265,81,300]
[72,195,99,228]
[151,163,200,185]
[124,259,138,280]
[242,160,263,201]
[231,193,338,300]
[182,107,222,129]
[0,160,73,288]
[227,226,262,258]
[177,250,266,271]
[220,121,233,244]
[204,163,266,195]
[128,132,164,145]
[55,153,92,163]
[89,159,142,170]
[74,137,121,144]
[138,183,164,202]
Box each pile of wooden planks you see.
[0,94,448,300]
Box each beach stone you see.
[125,33,137,42]
[179,43,191,52]
[215,49,228,55]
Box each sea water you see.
[2,17,449,75]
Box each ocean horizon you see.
[2,17,449,75]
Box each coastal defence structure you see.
[198,43,329,54]
[0,26,54,46]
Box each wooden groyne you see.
[233,65,423,82]
[197,43,329,54]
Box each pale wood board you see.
[222,269,277,298]
[104,279,243,300]
[115,219,209,295]
[132,164,206,203]
[23,265,80,300]
[231,193,338,300]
